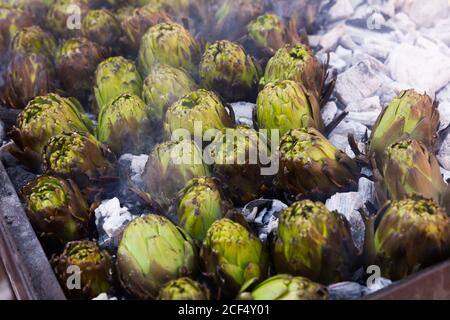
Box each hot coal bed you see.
[1,0,450,300]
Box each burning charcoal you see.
[230,102,255,127]
[327,282,366,300]
[5,165,36,192]
[363,278,392,295]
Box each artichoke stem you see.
[359,206,376,267]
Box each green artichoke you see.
[238,274,328,300]
[201,218,268,298]
[0,5,34,52]
[164,89,234,141]
[3,52,55,109]
[55,37,107,103]
[158,277,209,300]
[117,214,198,299]
[199,40,261,102]
[142,140,210,210]
[138,22,201,77]
[260,44,328,103]
[277,128,359,200]
[369,90,440,167]
[374,139,449,208]
[52,240,112,299]
[94,56,143,111]
[9,93,93,163]
[374,197,450,280]
[22,175,91,244]
[207,126,272,205]
[256,80,324,137]
[46,0,92,37]
[273,200,358,284]
[81,9,121,49]
[142,64,198,125]
[96,93,152,154]
[10,25,56,58]
[42,131,116,190]
[175,177,231,241]
[1,0,51,26]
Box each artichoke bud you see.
[11,25,57,58]
[0,5,34,49]
[142,63,198,125]
[199,40,261,102]
[277,128,359,199]
[138,22,201,78]
[200,218,269,298]
[256,80,325,137]
[52,240,112,299]
[238,274,328,300]
[273,200,358,284]
[369,90,440,167]
[94,56,143,111]
[374,197,450,280]
[175,177,231,241]
[81,9,121,49]
[117,214,198,299]
[164,89,234,141]
[46,0,92,37]
[96,93,152,155]
[158,277,209,300]
[142,140,210,210]
[22,175,91,244]
[375,139,448,208]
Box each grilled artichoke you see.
[158,277,209,300]
[96,93,152,155]
[0,5,34,53]
[238,274,328,300]
[256,80,324,137]
[200,218,268,298]
[142,140,210,210]
[117,214,198,299]
[277,128,359,200]
[199,40,261,102]
[142,64,198,125]
[10,25,56,58]
[164,89,234,141]
[46,0,92,37]
[369,90,440,167]
[56,37,107,103]
[273,200,358,284]
[138,22,201,77]
[81,9,121,50]
[374,197,450,280]
[94,56,143,111]
[175,177,231,241]
[52,240,112,299]
[22,175,91,244]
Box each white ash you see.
[441,167,450,182]
[95,198,136,238]
[437,83,450,130]
[328,120,370,157]
[230,102,255,127]
[118,153,148,187]
[92,293,118,300]
[328,282,366,300]
[438,134,450,171]
[363,277,393,295]
[321,101,339,127]
[345,96,382,128]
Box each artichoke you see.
[369,90,440,167]
[164,89,234,141]
[199,40,261,102]
[118,4,171,54]
[238,274,328,300]
[374,197,450,280]
[96,93,152,155]
[94,56,143,111]
[206,126,272,205]
[42,131,116,190]
[46,0,92,37]
[175,177,231,241]
[52,240,112,299]
[260,44,329,103]
[142,64,198,125]
[273,200,358,284]
[142,140,210,210]
[374,139,449,208]
[81,9,121,50]
[256,80,324,137]
[9,93,93,164]
[138,22,201,78]
[55,37,107,103]
[158,277,209,300]
[1,0,50,27]
[10,25,56,58]
[0,5,34,53]
[277,128,359,200]
[3,53,55,109]
[117,214,198,299]
[201,218,268,298]
[22,175,91,244]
